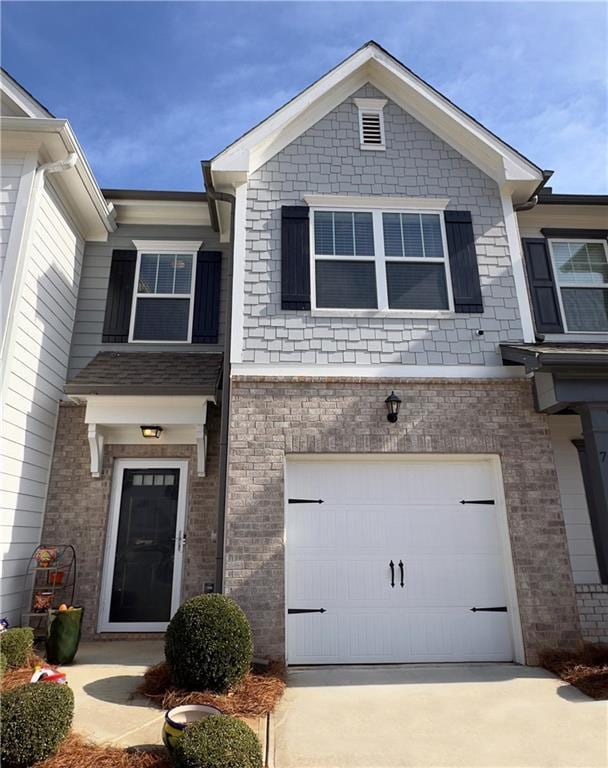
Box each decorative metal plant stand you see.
[21,544,76,639]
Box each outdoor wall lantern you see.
[385,392,402,423]
[140,425,163,439]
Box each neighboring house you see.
[1,43,606,665]
[0,70,115,626]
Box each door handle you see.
[171,531,187,552]
[389,560,395,588]
[399,560,405,588]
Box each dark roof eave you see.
[537,193,608,206]
[500,344,608,371]
[101,188,208,203]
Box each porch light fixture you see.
[385,392,401,423]
[140,425,163,439]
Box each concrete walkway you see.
[66,639,166,747]
[272,664,608,768]
[64,640,266,753]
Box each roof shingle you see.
[65,352,223,395]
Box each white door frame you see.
[284,453,526,665]
[98,458,189,633]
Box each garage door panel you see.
[289,614,340,663]
[286,457,514,665]
[288,559,341,602]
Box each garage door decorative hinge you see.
[288,498,324,504]
[470,606,507,612]
[288,608,326,614]
[459,499,495,505]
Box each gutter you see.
[513,169,554,212]
[201,160,235,593]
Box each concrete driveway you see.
[272,664,608,768]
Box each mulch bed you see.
[540,642,608,700]
[37,734,170,768]
[1,655,50,692]
[137,661,286,717]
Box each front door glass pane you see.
[109,468,179,623]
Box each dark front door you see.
[109,468,181,624]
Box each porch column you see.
[577,404,608,583]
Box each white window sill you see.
[360,144,386,151]
[311,309,456,319]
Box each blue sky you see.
[2,2,607,193]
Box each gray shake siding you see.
[68,224,229,378]
[243,84,523,366]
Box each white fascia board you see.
[0,117,115,240]
[211,47,371,173]
[0,71,53,118]
[231,363,525,380]
[211,43,543,192]
[305,194,450,210]
[367,50,542,183]
[84,395,214,425]
[112,199,211,227]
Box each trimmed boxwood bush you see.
[1,682,74,767]
[173,714,263,768]
[0,627,33,669]
[0,651,7,677]
[165,594,253,693]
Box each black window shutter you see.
[522,238,564,333]
[282,206,310,310]
[102,250,136,343]
[192,251,222,343]
[444,211,483,313]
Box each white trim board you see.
[231,363,526,379]
[304,195,450,210]
[98,458,189,633]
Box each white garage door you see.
[285,456,515,665]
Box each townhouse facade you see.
[1,43,606,665]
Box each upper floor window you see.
[312,208,452,313]
[354,98,387,150]
[130,241,200,342]
[549,239,608,332]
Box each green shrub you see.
[165,594,253,693]
[173,714,263,768]
[1,682,74,766]
[0,651,7,677]
[0,627,34,669]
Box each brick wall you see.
[242,83,524,366]
[42,402,220,638]
[576,585,608,643]
[224,376,581,664]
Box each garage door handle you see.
[399,560,405,588]
[389,560,395,588]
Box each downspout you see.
[202,161,235,594]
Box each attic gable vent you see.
[354,97,387,150]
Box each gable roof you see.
[210,41,545,200]
[0,68,54,118]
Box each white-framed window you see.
[310,207,453,314]
[129,241,201,343]
[354,98,387,150]
[548,239,608,333]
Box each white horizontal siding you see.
[0,179,84,626]
[0,151,26,281]
[549,415,601,584]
